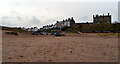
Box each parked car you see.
[32,31,38,35]
[55,31,66,36]
[55,32,62,36]
[51,32,56,35]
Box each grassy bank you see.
[1,26,29,35]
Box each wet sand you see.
[2,30,118,62]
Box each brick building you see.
[93,13,111,24]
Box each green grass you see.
[5,31,18,35]
[1,26,28,33]
[1,26,29,35]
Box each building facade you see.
[27,27,38,32]
[93,13,111,24]
[54,17,75,28]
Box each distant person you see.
[63,31,66,36]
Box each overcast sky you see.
[0,0,119,28]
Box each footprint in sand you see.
[49,59,53,62]
[103,52,107,56]
[33,52,36,55]
[27,60,30,61]
[14,50,16,51]
[46,51,49,52]
[43,56,46,59]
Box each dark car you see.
[55,32,62,36]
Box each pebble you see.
[8,57,12,59]
[20,56,24,57]
[47,51,49,52]
[70,51,73,53]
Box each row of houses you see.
[41,17,76,30]
[24,27,38,32]
[23,13,112,31]
[42,13,112,30]
[54,17,76,28]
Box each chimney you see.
[96,14,99,17]
[71,17,73,20]
[66,19,67,21]
[68,18,70,21]
[57,21,59,23]
[108,13,110,16]
[103,13,104,16]
[63,20,65,22]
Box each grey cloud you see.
[47,19,57,22]
[17,16,22,21]
[11,10,18,14]
[2,16,17,26]
[80,16,90,21]
[28,16,41,25]
[15,2,21,6]
[0,2,118,28]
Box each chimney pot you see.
[108,13,110,16]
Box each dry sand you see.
[2,30,118,62]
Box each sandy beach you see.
[2,30,118,62]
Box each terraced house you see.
[54,17,76,28]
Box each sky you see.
[0,0,119,28]
[118,1,120,21]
